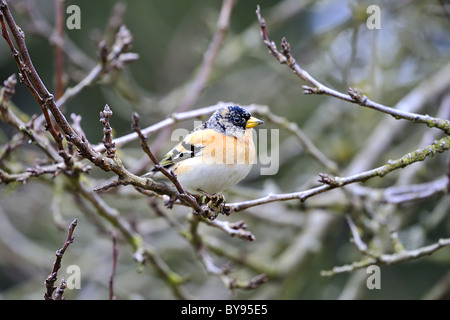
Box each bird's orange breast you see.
[188,129,255,165]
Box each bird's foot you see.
[196,189,231,219]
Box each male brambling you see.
[148,106,264,195]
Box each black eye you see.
[232,116,245,126]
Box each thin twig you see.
[131,112,203,213]
[254,105,338,174]
[178,0,234,114]
[44,218,78,300]
[228,135,450,211]
[188,215,265,292]
[53,278,67,300]
[321,238,450,276]
[53,0,65,100]
[256,5,450,135]
[93,103,227,153]
[151,0,235,153]
[99,104,116,159]
[109,231,118,300]
[0,2,184,197]
[203,219,256,241]
[73,179,192,299]
[345,215,369,253]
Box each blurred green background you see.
[0,0,449,299]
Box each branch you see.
[131,112,203,214]
[177,0,234,114]
[203,219,256,241]
[53,0,65,100]
[321,238,450,277]
[53,278,67,300]
[109,231,118,300]
[74,179,192,299]
[99,104,116,159]
[321,207,450,277]
[256,5,450,135]
[93,103,229,153]
[150,0,235,154]
[0,1,184,198]
[55,25,139,110]
[188,216,266,293]
[228,135,450,211]
[0,162,91,184]
[44,218,77,300]
[383,176,448,204]
[253,105,338,174]
[0,4,195,298]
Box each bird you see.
[147,106,264,195]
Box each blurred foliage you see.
[0,0,449,300]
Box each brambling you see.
[148,106,263,195]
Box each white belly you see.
[177,161,253,194]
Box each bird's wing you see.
[154,130,215,170]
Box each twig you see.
[93,103,228,153]
[188,216,265,292]
[0,1,183,197]
[0,3,63,146]
[53,278,67,300]
[253,105,338,174]
[151,0,235,153]
[92,102,267,153]
[348,61,450,174]
[321,238,450,276]
[53,0,65,100]
[228,135,450,211]
[178,0,234,114]
[345,215,369,253]
[0,131,25,164]
[383,176,448,204]
[93,179,124,192]
[73,179,192,299]
[230,273,267,291]
[203,219,256,241]
[55,25,138,110]
[99,104,116,159]
[0,73,16,106]
[256,5,450,135]
[17,0,96,70]
[32,23,139,133]
[44,218,78,300]
[0,98,61,161]
[131,112,203,214]
[109,231,118,300]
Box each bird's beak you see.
[246,116,264,128]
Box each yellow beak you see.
[246,116,264,128]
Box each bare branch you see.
[74,179,192,299]
[0,73,16,105]
[99,104,116,159]
[177,0,234,114]
[131,112,203,214]
[109,231,118,300]
[228,135,450,211]
[188,216,265,293]
[53,0,65,100]
[321,238,450,277]
[256,5,450,135]
[204,219,256,241]
[44,218,77,300]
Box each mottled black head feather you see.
[201,106,252,138]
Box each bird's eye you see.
[232,116,245,126]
